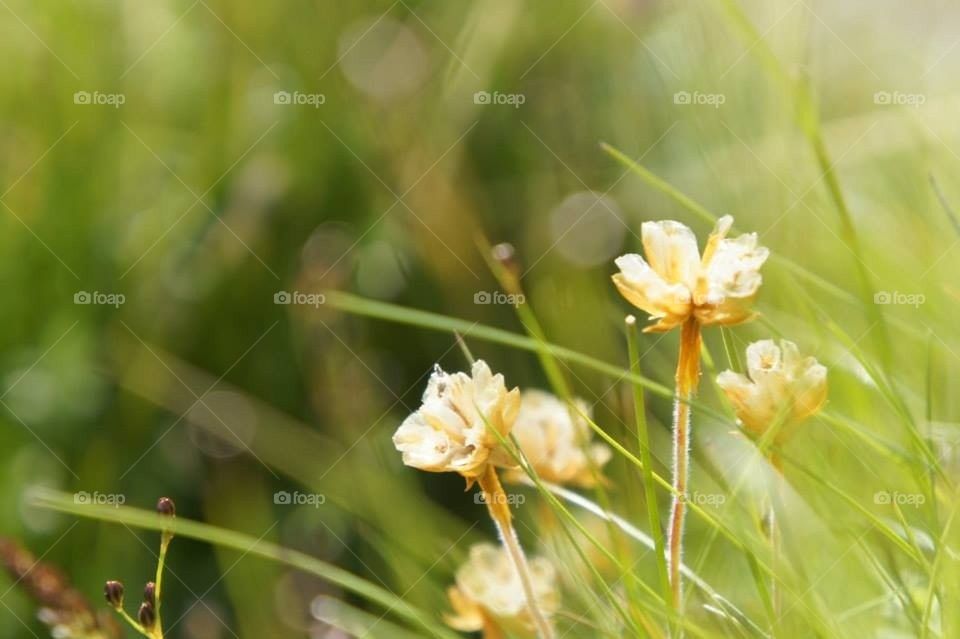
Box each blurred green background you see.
[1,0,959,637]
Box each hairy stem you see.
[667,318,702,613]
[478,465,555,639]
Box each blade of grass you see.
[626,316,671,610]
[710,0,893,367]
[29,489,461,639]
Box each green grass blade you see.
[29,489,460,639]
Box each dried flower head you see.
[613,216,769,332]
[393,360,520,481]
[716,339,828,441]
[506,390,611,487]
[445,543,558,636]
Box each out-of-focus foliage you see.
[1,0,959,636]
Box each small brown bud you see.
[104,580,124,608]
[143,581,156,604]
[138,601,156,628]
[156,497,175,517]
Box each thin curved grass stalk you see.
[477,465,555,639]
[766,454,783,625]
[29,489,461,639]
[668,318,703,611]
[520,477,769,638]
[626,315,672,627]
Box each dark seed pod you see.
[138,601,156,628]
[156,497,176,517]
[104,580,124,608]
[143,581,156,605]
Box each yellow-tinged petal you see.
[716,339,827,441]
[641,220,701,288]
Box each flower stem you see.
[152,530,171,639]
[667,318,702,614]
[477,465,555,639]
[768,453,783,625]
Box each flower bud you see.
[156,497,175,517]
[138,601,156,628]
[143,581,156,604]
[104,580,124,608]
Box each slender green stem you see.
[626,316,671,608]
[116,608,152,639]
[152,530,172,638]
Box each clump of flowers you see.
[393,360,554,639]
[445,543,559,638]
[506,390,611,487]
[716,339,828,443]
[103,498,177,639]
[612,215,769,609]
[392,360,520,483]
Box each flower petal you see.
[641,220,702,288]
[392,414,457,472]
[613,254,691,322]
[704,232,769,300]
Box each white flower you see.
[612,216,769,332]
[392,360,520,480]
[716,339,827,441]
[506,390,611,487]
[445,543,558,636]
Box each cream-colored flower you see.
[716,339,827,441]
[392,360,520,480]
[612,216,769,332]
[506,390,611,487]
[445,543,559,636]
